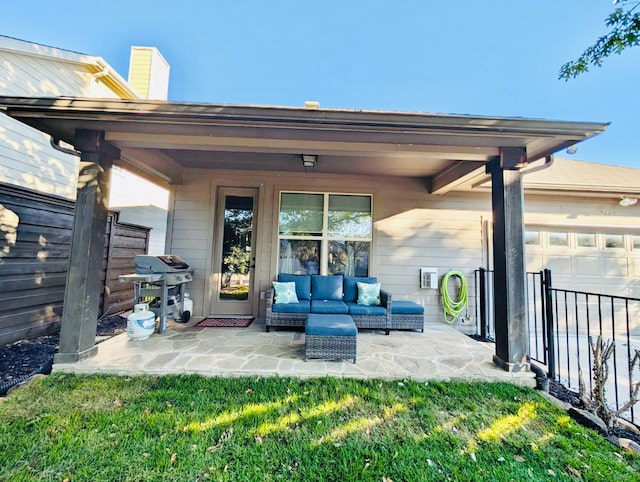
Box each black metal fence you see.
[475,268,640,425]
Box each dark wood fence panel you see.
[0,183,150,346]
[102,213,150,316]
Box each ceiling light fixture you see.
[566,145,579,155]
[619,197,638,207]
[302,154,317,168]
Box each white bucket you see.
[127,303,156,340]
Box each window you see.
[633,235,640,250]
[524,230,540,245]
[605,233,624,249]
[576,233,596,248]
[278,192,372,276]
[549,231,568,247]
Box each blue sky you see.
[2,1,639,168]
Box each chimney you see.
[128,46,170,100]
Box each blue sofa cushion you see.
[272,300,311,313]
[311,275,343,301]
[346,302,387,316]
[343,277,378,302]
[306,314,356,336]
[278,274,311,301]
[311,299,349,314]
[392,301,424,314]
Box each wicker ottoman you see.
[390,301,424,332]
[305,314,357,363]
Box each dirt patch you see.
[0,314,127,386]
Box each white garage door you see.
[525,227,640,299]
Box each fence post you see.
[479,267,488,339]
[543,268,556,380]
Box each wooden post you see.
[54,130,119,363]
[487,148,529,372]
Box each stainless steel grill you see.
[119,255,194,334]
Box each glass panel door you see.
[220,195,253,301]
[212,188,258,315]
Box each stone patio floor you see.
[53,318,535,387]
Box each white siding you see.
[166,167,640,335]
[0,117,79,198]
[167,169,489,331]
[0,48,121,198]
[107,166,169,254]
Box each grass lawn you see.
[1,375,638,481]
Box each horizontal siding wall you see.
[0,48,121,198]
[167,167,640,335]
[167,169,490,332]
[0,183,150,345]
[0,117,80,198]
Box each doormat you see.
[194,317,255,328]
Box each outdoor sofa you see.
[265,274,391,334]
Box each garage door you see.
[524,227,640,298]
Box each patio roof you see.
[0,96,608,193]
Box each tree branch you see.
[560,1,640,80]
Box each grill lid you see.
[135,255,190,273]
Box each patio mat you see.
[194,317,254,328]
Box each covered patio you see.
[0,96,609,376]
[53,319,536,386]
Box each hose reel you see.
[440,270,468,324]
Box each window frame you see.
[277,191,373,276]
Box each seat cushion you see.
[311,299,349,314]
[346,302,386,317]
[392,301,425,314]
[278,274,311,301]
[343,276,377,302]
[306,314,356,336]
[272,300,310,313]
[311,275,343,301]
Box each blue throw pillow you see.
[277,274,311,300]
[272,281,299,304]
[357,282,381,306]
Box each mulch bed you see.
[0,314,127,386]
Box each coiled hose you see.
[0,357,53,396]
[441,270,468,324]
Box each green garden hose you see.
[441,270,468,324]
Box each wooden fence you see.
[0,183,150,346]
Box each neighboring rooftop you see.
[522,157,640,196]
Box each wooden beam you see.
[118,147,182,186]
[488,158,529,372]
[54,130,120,363]
[500,146,527,170]
[106,131,497,160]
[427,161,487,194]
